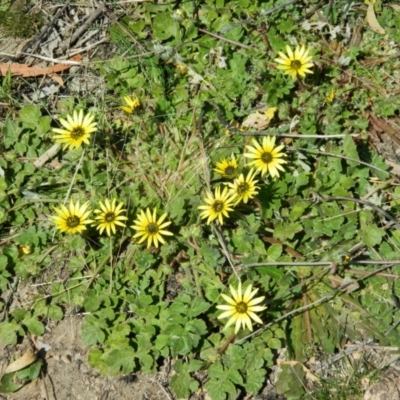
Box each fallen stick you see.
[33,143,61,169]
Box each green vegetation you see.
[0,2,43,38]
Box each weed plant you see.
[1,1,400,399]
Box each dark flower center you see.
[212,200,224,213]
[236,301,248,314]
[105,212,116,222]
[237,182,250,195]
[66,215,80,228]
[261,152,273,164]
[290,60,302,71]
[146,223,159,235]
[71,127,85,140]
[224,166,235,176]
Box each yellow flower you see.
[52,110,97,150]
[198,186,236,225]
[214,156,239,178]
[274,45,314,79]
[216,282,267,334]
[93,199,128,236]
[120,96,141,114]
[51,200,93,234]
[173,9,187,22]
[326,88,335,104]
[131,208,173,248]
[176,64,189,75]
[227,169,260,204]
[18,245,31,256]
[244,136,287,178]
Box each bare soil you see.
[0,317,172,400]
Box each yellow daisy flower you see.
[198,186,236,225]
[93,199,128,236]
[214,156,239,178]
[131,208,173,248]
[227,169,260,204]
[51,200,93,234]
[52,110,97,150]
[244,136,287,178]
[216,282,267,334]
[274,45,314,79]
[120,96,141,114]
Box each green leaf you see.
[11,309,28,321]
[224,346,245,370]
[3,119,20,148]
[164,323,201,356]
[152,13,180,41]
[81,316,106,346]
[244,346,264,370]
[101,346,136,375]
[274,221,302,240]
[37,116,51,135]
[135,252,156,271]
[155,334,169,352]
[17,359,42,381]
[166,196,186,224]
[139,353,155,373]
[88,348,103,370]
[19,105,41,129]
[275,362,305,399]
[256,265,283,281]
[170,371,193,399]
[0,372,24,393]
[277,19,296,33]
[227,368,243,385]
[186,319,207,336]
[342,134,359,163]
[200,243,224,267]
[69,235,86,250]
[83,290,103,312]
[47,305,63,320]
[23,317,44,336]
[291,314,307,362]
[188,359,204,372]
[267,244,282,260]
[0,321,19,345]
[187,298,211,318]
[267,337,281,349]
[0,254,7,270]
[244,368,266,394]
[205,376,237,400]
[361,224,384,247]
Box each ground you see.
[0,317,171,400]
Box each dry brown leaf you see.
[369,114,400,146]
[0,55,82,77]
[386,160,400,177]
[241,107,277,130]
[5,348,37,374]
[366,2,385,34]
[50,74,65,87]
